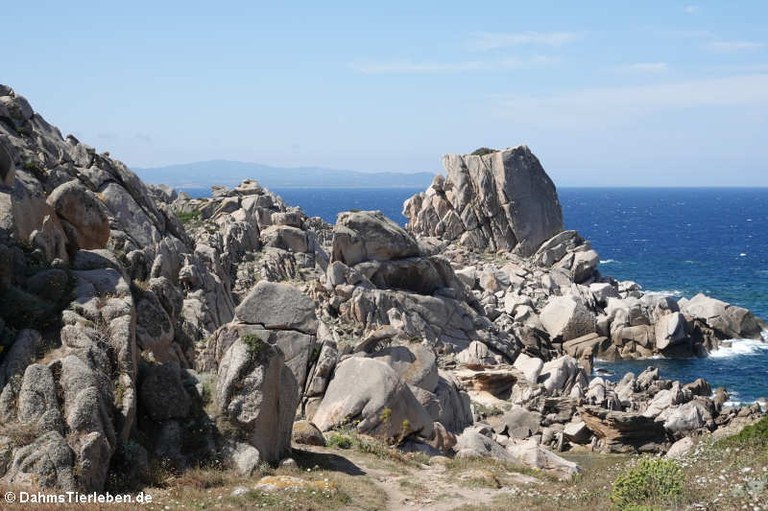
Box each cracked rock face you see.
[403,146,563,256]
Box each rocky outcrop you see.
[215,338,298,463]
[0,84,765,493]
[311,357,434,440]
[578,405,667,453]
[403,146,563,256]
[332,210,420,266]
[680,294,763,342]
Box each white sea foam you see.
[599,259,618,265]
[643,289,683,298]
[708,338,768,359]
[723,399,767,411]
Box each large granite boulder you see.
[579,405,667,453]
[235,281,317,334]
[403,146,563,256]
[47,180,110,251]
[216,338,299,463]
[311,357,434,440]
[680,293,763,340]
[331,210,420,266]
[539,296,597,343]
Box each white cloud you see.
[706,40,764,52]
[497,74,768,128]
[469,31,581,51]
[618,62,670,74]
[350,56,555,75]
[684,5,699,14]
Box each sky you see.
[2,1,768,186]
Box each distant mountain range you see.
[133,160,436,190]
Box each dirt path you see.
[302,446,542,511]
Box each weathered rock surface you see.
[0,85,765,493]
[404,146,563,256]
[312,357,434,440]
[216,338,299,463]
[579,405,667,453]
[332,210,420,266]
[235,280,318,334]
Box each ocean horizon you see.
[181,185,768,403]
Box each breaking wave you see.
[708,338,768,359]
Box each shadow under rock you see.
[291,448,367,476]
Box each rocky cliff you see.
[403,146,563,256]
[0,86,765,493]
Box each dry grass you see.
[2,420,766,511]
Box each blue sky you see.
[2,1,767,186]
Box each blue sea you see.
[184,186,768,403]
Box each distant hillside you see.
[133,160,436,189]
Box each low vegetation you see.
[1,418,766,510]
[175,210,201,224]
[610,457,683,510]
[325,428,429,467]
[241,333,271,362]
[471,147,497,156]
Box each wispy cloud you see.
[618,62,670,74]
[350,56,555,75]
[684,5,699,14]
[497,74,768,128]
[468,31,581,51]
[706,40,764,52]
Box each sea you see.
[183,186,768,404]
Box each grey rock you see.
[139,363,191,422]
[224,441,262,477]
[0,329,43,388]
[4,431,75,489]
[48,180,110,251]
[513,353,544,384]
[500,407,542,440]
[563,420,591,444]
[456,341,497,366]
[312,357,434,440]
[507,438,581,480]
[369,344,439,392]
[216,338,298,463]
[403,146,563,256]
[455,428,516,461]
[292,420,326,446]
[235,281,317,334]
[682,293,763,340]
[434,371,474,433]
[655,312,688,351]
[538,356,589,397]
[332,210,420,266]
[539,296,596,343]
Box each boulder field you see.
[0,85,765,491]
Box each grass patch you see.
[176,210,202,224]
[324,429,429,467]
[717,415,768,448]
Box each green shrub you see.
[241,334,270,363]
[717,414,768,448]
[326,432,353,449]
[176,210,202,224]
[471,147,496,156]
[610,457,683,510]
